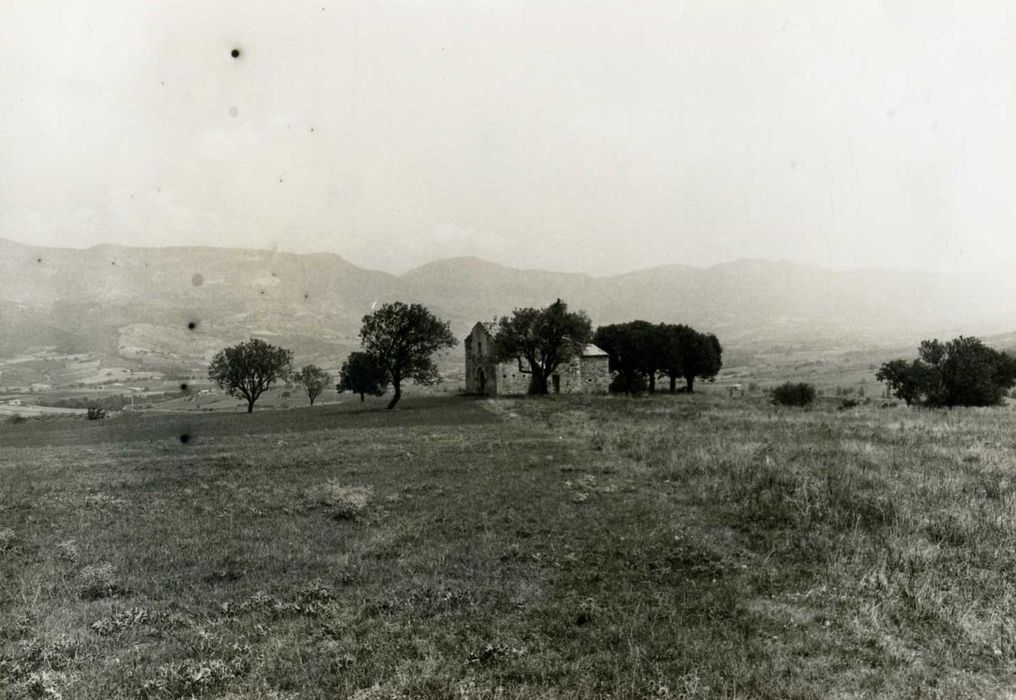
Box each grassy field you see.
[3,393,1016,698]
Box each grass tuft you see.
[305,481,372,520]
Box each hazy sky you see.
[1,1,1013,275]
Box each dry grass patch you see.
[305,480,373,520]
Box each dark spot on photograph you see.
[187,321,197,330]
[191,273,204,286]
[231,48,240,59]
[179,433,191,444]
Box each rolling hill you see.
[2,237,1015,376]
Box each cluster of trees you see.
[483,300,722,397]
[593,322,722,395]
[207,311,1016,414]
[208,302,457,412]
[876,336,1016,408]
[207,298,723,411]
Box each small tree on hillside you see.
[293,364,330,406]
[208,338,293,413]
[492,299,593,395]
[337,351,389,402]
[359,302,456,409]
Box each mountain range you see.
[1,236,1014,372]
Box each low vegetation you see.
[770,381,817,407]
[4,393,1016,696]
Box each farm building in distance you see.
[464,322,612,395]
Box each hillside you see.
[2,237,1015,377]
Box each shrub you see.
[77,563,125,600]
[0,528,15,552]
[770,382,816,407]
[307,481,372,519]
[6,414,27,425]
[838,398,860,411]
[86,406,107,420]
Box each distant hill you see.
[2,237,1015,374]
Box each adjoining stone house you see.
[464,322,612,395]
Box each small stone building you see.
[464,322,611,395]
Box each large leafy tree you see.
[208,338,293,413]
[337,351,389,402]
[292,364,330,406]
[675,327,722,393]
[492,299,593,395]
[875,358,924,406]
[359,302,456,409]
[593,321,659,395]
[656,324,688,393]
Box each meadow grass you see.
[3,394,1016,697]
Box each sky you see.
[1,1,1014,276]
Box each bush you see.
[6,414,27,425]
[838,398,860,411]
[770,382,816,407]
[77,563,125,600]
[86,406,107,420]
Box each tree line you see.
[205,301,1016,413]
[485,300,722,396]
[206,298,724,412]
